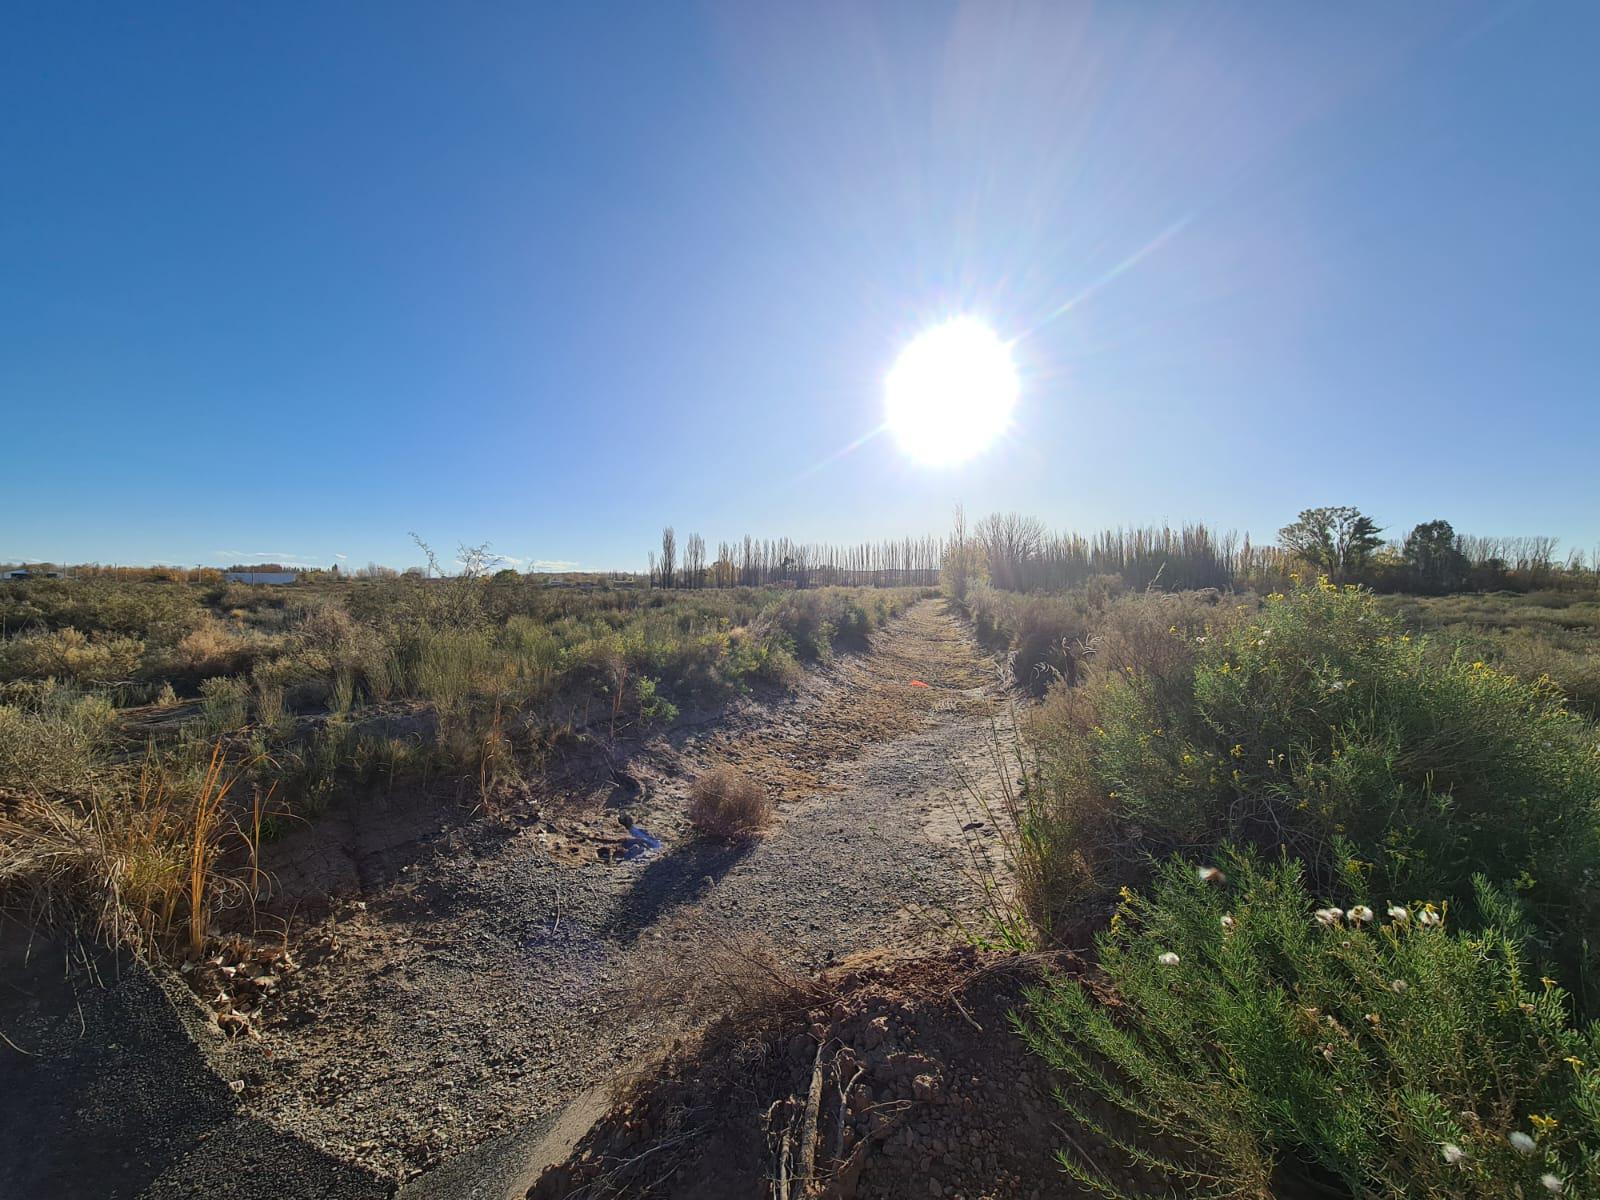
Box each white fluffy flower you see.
[1314,907,1344,927]
[1220,914,1236,931]
[1157,952,1180,967]
[1390,979,1408,994]
[1509,1131,1537,1154]
[1441,1143,1464,1165]
[1387,905,1410,923]
[1196,866,1227,886]
[1348,905,1374,924]
[1418,908,1442,928]
[1542,1173,1564,1193]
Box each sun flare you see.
[884,317,1018,466]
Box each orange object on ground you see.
[908,679,930,688]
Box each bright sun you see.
[884,317,1019,466]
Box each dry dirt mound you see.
[530,946,1092,1200]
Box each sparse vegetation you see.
[0,569,912,960]
[3,509,1597,1196]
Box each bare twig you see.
[827,1062,866,1174]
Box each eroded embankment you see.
[529,946,1091,1200]
[4,600,1019,1197]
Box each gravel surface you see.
[0,924,389,1200]
[7,601,1017,1198]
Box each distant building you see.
[5,568,63,580]
[223,570,299,585]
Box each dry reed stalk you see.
[187,744,237,957]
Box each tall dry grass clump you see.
[0,734,263,959]
[687,765,773,839]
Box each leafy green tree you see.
[1278,506,1383,583]
[1403,519,1469,593]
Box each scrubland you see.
[7,514,1600,1200]
[0,573,919,957]
[958,575,1600,1198]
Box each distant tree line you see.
[647,527,943,589]
[644,508,1596,598]
[1277,507,1584,594]
[7,509,1588,598]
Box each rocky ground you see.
[6,600,1043,1198]
[529,946,1099,1200]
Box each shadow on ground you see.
[0,920,389,1200]
[601,839,755,944]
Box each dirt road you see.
[6,600,1016,1198]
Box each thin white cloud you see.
[334,553,349,561]
[531,559,579,572]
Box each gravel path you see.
[7,601,1016,1198]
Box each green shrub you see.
[1029,579,1600,992]
[1022,850,1600,1200]
[723,631,799,686]
[1380,593,1600,717]
[0,692,114,800]
[198,675,251,733]
[0,578,205,644]
[635,675,678,724]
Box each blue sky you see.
[4,2,1596,570]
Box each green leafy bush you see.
[0,690,115,801]
[1022,850,1600,1199]
[635,675,677,724]
[1027,579,1600,991]
[198,675,251,733]
[762,587,910,661]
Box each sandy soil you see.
[172,599,1019,1193]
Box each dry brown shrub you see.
[177,618,256,676]
[291,602,360,653]
[687,765,772,840]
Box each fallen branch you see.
[796,1039,827,1189]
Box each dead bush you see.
[687,765,772,840]
[177,618,258,677]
